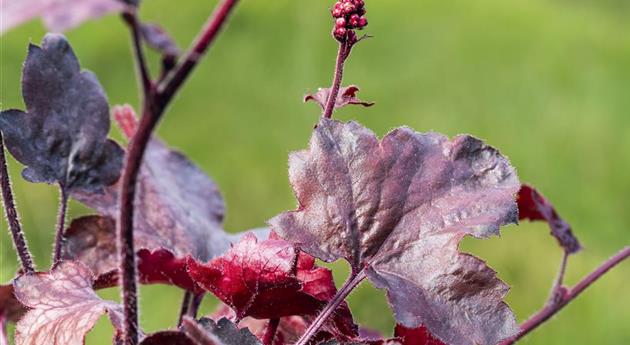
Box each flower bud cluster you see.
[331,0,367,41]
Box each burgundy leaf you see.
[394,324,446,345]
[0,0,127,34]
[72,105,260,261]
[0,34,123,194]
[269,118,520,345]
[182,317,262,345]
[187,233,358,339]
[12,261,124,345]
[0,284,27,323]
[305,86,374,112]
[517,184,581,254]
[61,215,201,292]
[140,331,195,345]
[140,23,180,57]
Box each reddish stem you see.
[0,132,34,273]
[500,246,630,345]
[547,251,569,305]
[118,1,241,343]
[122,10,153,100]
[51,186,68,266]
[262,318,280,345]
[295,268,367,345]
[323,40,349,119]
[158,0,239,109]
[188,293,204,319]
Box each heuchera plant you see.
[0,0,628,344]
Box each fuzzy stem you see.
[158,0,239,109]
[122,10,153,100]
[295,268,367,345]
[188,293,204,319]
[177,291,192,327]
[118,2,241,342]
[500,246,630,345]
[51,186,68,266]
[323,40,349,119]
[0,132,34,273]
[262,318,280,345]
[0,315,8,345]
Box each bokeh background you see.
[1,0,630,344]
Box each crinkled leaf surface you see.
[61,215,201,292]
[12,261,123,345]
[270,118,520,345]
[187,233,357,339]
[0,284,26,323]
[182,317,261,345]
[0,0,126,34]
[73,105,257,261]
[305,86,374,113]
[140,331,195,345]
[0,34,123,193]
[394,324,446,345]
[518,184,581,254]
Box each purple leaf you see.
[269,118,520,345]
[0,0,127,34]
[305,86,374,112]
[182,317,262,345]
[61,215,202,292]
[0,34,123,194]
[140,23,180,57]
[72,105,256,261]
[12,261,124,345]
[518,184,581,254]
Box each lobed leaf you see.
[72,105,258,262]
[187,233,358,339]
[0,0,127,34]
[0,34,123,194]
[305,86,374,113]
[61,215,201,292]
[270,118,520,345]
[12,261,123,345]
[517,184,581,254]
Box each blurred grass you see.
[1,0,630,344]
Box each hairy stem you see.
[500,246,630,345]
[0,133,34,273]
[122,10,153,100]
[118,2,241,343]
[51,187,68,266]
[323,40,349,119]
[295,268,367,345]
[0,316,8,345]
[177,291,192,327]
[188,293,204,319]
[262,318,280,345]
[158,0,239,109]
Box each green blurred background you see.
[1,0,630,343]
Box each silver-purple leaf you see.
[0,0,127,35]
[0,34,123,193]
[140,23,180,57]
[269,118,520,345]
[12,261,124,345]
